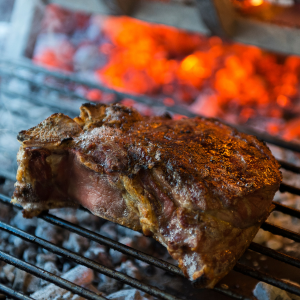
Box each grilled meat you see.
[12,103,282,288]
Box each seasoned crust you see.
[12,103,282,287]
[18,113,82,147]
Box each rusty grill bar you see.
[1,59,300,300]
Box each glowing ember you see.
[96,17,300,120]
[250,0,264,6]
[86,89,102,102]
[33,4,300,141]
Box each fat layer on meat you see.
[12,103,282,288]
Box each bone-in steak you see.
[12,103,282,288]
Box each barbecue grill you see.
[0,59,300,300]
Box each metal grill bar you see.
[277,160,300,174]
[248,242,300,269]
[213,287,254,300]
[273,202,300,219]
[234,263,300,296]
[279,183,300,196]
[0,283,34,300]
[261,222,300,243]
[0,251,107,300]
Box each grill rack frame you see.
[1,59,300,299]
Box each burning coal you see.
[33,4,300,141]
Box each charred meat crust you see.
[12,103,282,288]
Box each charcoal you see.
[62,262,72,273]
[253,282,291,300]
[117,261,141,281]
[3,265,15,283]
[97,273,123,294]
[36,253,57,266]
[109,236,134,264]
[23,247,37,264]
[119,237,134,248]
[40,261,61,287]
[83,244,112,267]
[12,269,42,294]
[116,225,141,239]
[8,235,29,257]
[63,265,94,285]
[0,231,9,241]
[86,283,104,295]
[44,261,61,276]
[134,260,156,277]
[0,204,11,222]
[63,233,90,254]
[284,280,300,300]
[73,44,104,72]
[266,239,283,251]
[0,267,5,282]
[107,289,154,300]
[132,236,153,253]
[31,283,68,300]
[57,284,103,300]
[3,243,13,257]
[10,210,37,231]
[76,209,102,227]
[7,78,30,96]
[61,291,80,299]
[31,265,94,300]
[109,248,124,265]
[99,222,118,241]
[253,229,271,244]
[117,261,141,290]
[12,269,27,292]
[75,210,94,224]
[26,275,42,294]
[35,219,63,244]
[50,208,78,224]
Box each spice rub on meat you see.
[12,103,282,288]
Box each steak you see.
[12,103,282,288]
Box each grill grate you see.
[1,59,300,300]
